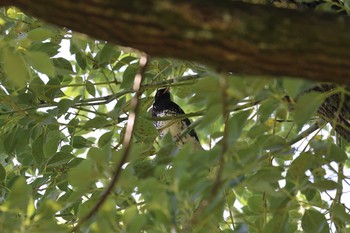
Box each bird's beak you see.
[163,87,170,93]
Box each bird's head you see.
[155,88,171,102]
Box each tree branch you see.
[2,0,350,84]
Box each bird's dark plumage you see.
[152,88,200,145]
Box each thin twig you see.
[177,117,203,141]
[287,121,322,146]
[148,111,204,121]
[29,80,119,89]
[148,101,259,122]
[69,54,149,233]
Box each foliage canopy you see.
[0,3,350,233]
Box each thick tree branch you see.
[2,0,350,84]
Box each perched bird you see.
[152,88,201,147]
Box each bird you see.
[152,88,201,148]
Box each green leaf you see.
[246,166,283,194]
[43,130,60,157]
[27,51,55,76]
[302,209,329,233]
[27,27,55,41]
[258,99,279,123]
[97,43,119,64]
[86,81,96,96]
[294,92,324,128]
[310,180,338,191]
[53,57,74,75]
[283,78,313,99]
[0,164,6,182]
[47,152,73,167]
[113,55,137,70]
[32,134,45,166]
[121,63,139,89]
[29,42,60,57]
[256,135,288,152]
[2,47,28,87]
[124,206,147,233]
[75,51,87,70]
[108,97,126,120]
[263,211,289,233]
[328,144,348,162]
[331,203,350,224]
[98,131,114,148]
[57,99,74,114]
[227,110,251,144]
[5,177,31,212]
[72,136,93,149]
[84,116,109,129]
[16,150,33,167]
[68,159,98,190]
[71,34,88,51]
[133,117,158,144]
[87,147,110,171]
[17,92,36,105]
[68,118,79,135]
[247,194,264,213]
[4,129,18,154]
[36,199,62,220]
[287,152,314,181]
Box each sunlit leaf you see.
[283,78,314,99]
[27,27,55,41]
[68,159,99,190]
[5,177,31,212]
[27,51,55,76]
[2,47,28,87]
[124,206,147,232]
[294,92,324,128]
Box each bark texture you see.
[2,0,350,84]
[313,84,350,141]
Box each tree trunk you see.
[2,0,350,84]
